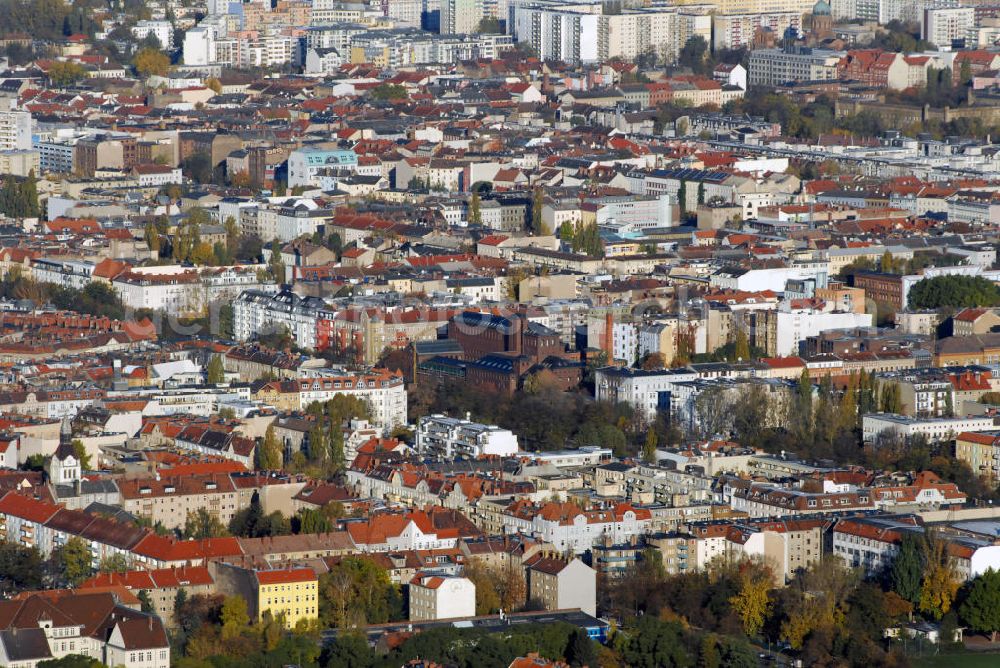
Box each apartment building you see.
[112,268,203,315]
[594,366,699,421]
[441,0,484,34]
[646,533,698,574]
[502,500,653,554]
[298,368,407,429]
[721,478,874,518]
[748,46,844,86]
[861,414,996,444]
[287,146,358,188]
[255,568,319,628]
[415,414,519,459]
[0,108,31,151]
[832,516,917,576]
[921,7,975,48]
[523,554,597,617]
[233,289,327,351]
[118,474,240,531]
[956,431,1000,482]
[512,2,710,65]
[79,566,215,629]
[409,572,476,620]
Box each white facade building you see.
[298,370,407,429]
[595,367,699,420]
[774,307,873,356]
[862,414,996,443]
[132,20,174,48]
[0,109,32,152]
[748,47,844,86]
[409,572,476,621]
[416,414,519,459]
[232,289,326,351]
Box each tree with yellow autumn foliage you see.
[729,572,771,637]
[133,47,170,78]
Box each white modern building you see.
[512,1,711,65]
[416,414,519,459]
[921,7,975,47]
[132,20,174,48]
[748,47,844,86]
[440,0,484,34]
[287,147,358,188]
[774,306,873,356]
[862,413,996,443]
[595,367,699,420]
[0,109,32,152]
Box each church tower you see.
[47,416,81,484]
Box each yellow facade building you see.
[255,568,319,629]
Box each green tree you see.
[267,240,285,283]
[369,83,407,100]
[173,587,189,627]
[144,221,161,254]
[795,368,813,441]
[733,329,750,361]
[328,425,346,474]
[98,553,129,574]
[0,542,45,594]
[559,220,574,244]
[476,16,502,33]
[38,656,105,668]
[206,354,225,384]
[319,557,403,628]
[960,568,1000,642]
[838,374,859,431]
[220,595,250,639]
[531,188,544,234]
[566,627,597,667]
[468,190,481,226]
[879,250,895,273]
[52,537,93,586]
[258,425,283,470]
[617,615,691,668]
[890,533,924,604]
[0,172,41,218]
[183,508,228,539]
[71,439,91,470]
[180,152,213,185]
[137,589,155,614]
[295,506,333,534]
[908,275,1000,310]
[48,60,87,87]
[322,633,374,667]
[642,429,658,463]
[678,36,710,75]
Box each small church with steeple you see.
[47,416,81,485]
